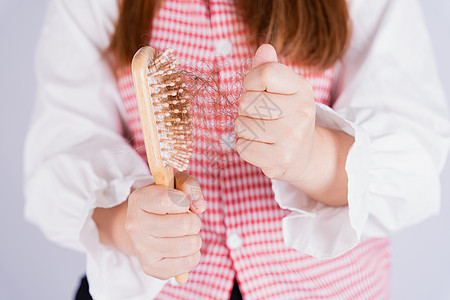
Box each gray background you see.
[0,0,449,299]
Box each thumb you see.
[252,44,278,68]
[174,172,207,214]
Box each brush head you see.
[147,49,193,171]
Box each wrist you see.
[288,126,331,188]
[93,200,136,256]
[289,125,354,206]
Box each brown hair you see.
[107,0,350,71]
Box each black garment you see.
[75,276,93,300]
[75,276,243,299]
[230,278,243,300]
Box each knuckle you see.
[237,96,246,115]
[236,138,249,157]
[239,91,248,103]
[260,64,272,87]
[176,213,200,236]
[303,102,316,119]
[185,251,201,270]
[296,103,315,123]
[196,235,203,250]
[234,116,241,133]
[241,93,252,112]
[187,234,202,252]
[184,236,196,252]
[191,214,202,234]
[193,251,202,267]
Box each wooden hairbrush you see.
[132,46,193,284]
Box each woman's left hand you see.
[235,44,318,184]
[235,44,354,206]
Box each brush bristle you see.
[147,49,193,171]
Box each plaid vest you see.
[117,0,390,298]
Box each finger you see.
[148,234,202,258]
[252,44,278,68]
[244,62,310,94]
[139,211,202,237]
[175,172,206,214]
[234,116,284,144]
[238,91,296,119]
[136,185,190,215]
[236,138,275,168]
[155,251,201,279]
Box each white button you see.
[215,38,232,56]
[226,232,243,249]
[219,132,236,151]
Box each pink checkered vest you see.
[116,0,390,298]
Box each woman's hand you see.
[93,172,206,280]
[125,172,206,280]
[236,44,317,184]
[235,44,354,206]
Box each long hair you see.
[107,0,350,71]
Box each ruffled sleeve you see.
[271,0,450,258]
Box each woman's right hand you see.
[125,172,206,280]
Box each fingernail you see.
[191,194,206,211]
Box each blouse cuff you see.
[271,102,371,258]
[79,176,169,299]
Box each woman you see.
[25,0,449,299]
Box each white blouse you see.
[24,0,450,299]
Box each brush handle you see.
[132,46,189,284]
